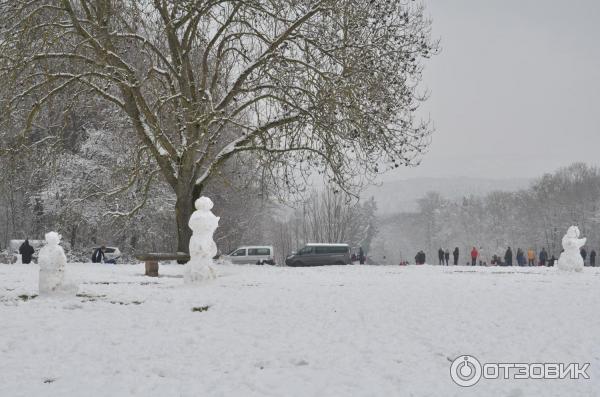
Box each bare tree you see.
[265,188,378,263]
[0,0,436,251]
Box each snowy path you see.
[1,263,599,396]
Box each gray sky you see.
[385,0,600,180]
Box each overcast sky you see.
[384,0,600,180]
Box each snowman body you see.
[557,226,586,272]
[185,197,219,283]
[38,232,68,294]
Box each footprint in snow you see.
[291,359,309,366]
[255,361,270,370]
[63,303,83,310]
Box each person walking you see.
[453,247,459,266]
[92,246,106,263]
[438,248,444,266]
[539,248,548,267]
[527,248,535,266]
[444,249,450,266]
[516,248,524,266]
[470,247,478,266]
[504,247,513,266]
[414,250,426,265]
[590,249,596,267]
[359,247,365,265]
[580,247,587,266]
[19,239,35,264]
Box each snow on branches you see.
[0,0,437,250]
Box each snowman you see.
[557,226,586,272]
[38,231,69,294]
[184,197,219,283]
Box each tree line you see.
[374,163,600,265]
[0,99,378,262]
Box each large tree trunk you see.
[174,182,203,255]
[69,224,77,251]
[175,193,193,254]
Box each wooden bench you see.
[136,252,190,277]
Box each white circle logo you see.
[450,355,482,387]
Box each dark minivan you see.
[285,244,352,267]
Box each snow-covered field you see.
[1,263,599,397]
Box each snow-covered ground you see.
[1,263,599,396]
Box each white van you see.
[223,246,275,265]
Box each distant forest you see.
[373,163,600,265]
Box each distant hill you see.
[365,177,532,214]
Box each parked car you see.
[92,246,122,264]
[285,243,352,267]
[222,246,275,265]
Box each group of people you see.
[433,247,461,265]
[579,247,596,267]
[420,246,599,267]
[492,246,597,267]
[17,241,114,264]
[415,247,461,265]
[491,247,556,267]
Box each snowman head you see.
[195,196,214,211]
[566,226,580,239]
[45,231,61,246]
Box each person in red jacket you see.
[470,247,478,266]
